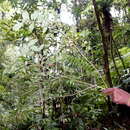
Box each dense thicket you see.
[0,0,130,129]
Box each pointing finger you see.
[102,88,115,96]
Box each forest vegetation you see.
[0,0,130,129]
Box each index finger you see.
[102,88,115,96]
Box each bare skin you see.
[102,88,130,107]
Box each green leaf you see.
[13,22,23,31]
[22,11,29,22]
[31,10,40,20]
[28,39,37,46]
[29,22,34,32]
[0,85,5,92]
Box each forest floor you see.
[99,105,130,130]
[100,113,130,130]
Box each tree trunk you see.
[92,0,113,88]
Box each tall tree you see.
[92,0,113,88]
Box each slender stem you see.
[73,43,107,88]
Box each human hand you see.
[102,88,130,107]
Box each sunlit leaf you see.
[22,11,29,22]
[13,22,23,31]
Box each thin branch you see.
[43,85,98,101]
[73,43,107,88]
